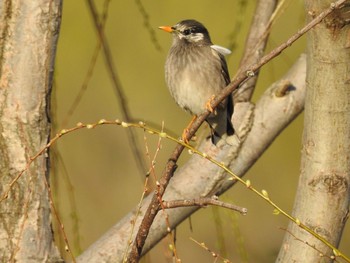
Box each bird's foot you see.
[181,115,197,144]
[181,128,190,144]
[205,95,216,114]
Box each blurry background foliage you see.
[52,0,349,262]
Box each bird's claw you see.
[205,95,216,113]
[181,115,197,144]
[181,128,190,144]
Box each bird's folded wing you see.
[210,45,232,56]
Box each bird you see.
[159,19,235,146]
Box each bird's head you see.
[159,20,212,45]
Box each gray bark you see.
[0,1,62,262]
[277,1,350,262]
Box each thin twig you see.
[85,0,147,177]
[128,1,347,261]
[44,171,76,262]
[190,237,232,263]
[149,124,180,261]
[226,1,249,52]
[122,173,150,263]
[51,151,82,253]
[134,0,162,51]
[162,196,247,215]
[280,227,340,262]
[235,0,278,102]
[61,0,110,127]
[122,122,165,262]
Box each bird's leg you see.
[182,115,197,143]
[205,95,217,114]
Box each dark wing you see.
[218,53,234,136]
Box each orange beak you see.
[158,26,173,33]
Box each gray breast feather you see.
[165,45,227,115]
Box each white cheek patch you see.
[190,33,204,42]
[178,32,204,42]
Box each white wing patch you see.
[210,45,231,56]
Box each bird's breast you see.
[165,46,225,116]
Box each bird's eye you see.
[183,28,198,35]
[183,29,191,35]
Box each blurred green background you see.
[52,0,349,262]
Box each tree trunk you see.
[0,1,62,262]
[277,1,350,262]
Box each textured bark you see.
[0,1,62,262]
[277,1,350,262]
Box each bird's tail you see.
[210,123,237,146]
[207,97,237,146]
